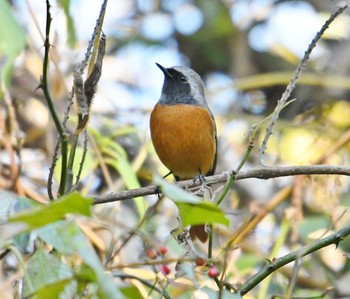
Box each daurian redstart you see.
[150,63,217,242]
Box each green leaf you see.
[106,154,146,217]
[177,201,229,227]
[9,192,92,230]
[0,190,38,221]
[0,0,26,86]
[24,248,73,298]
[154,175,201,204]
[235,254,261,273]
[120,286,143,299]
[93,130,146,218]
[37,221,122,298]
[75,264,98,282]
[35,279,74,299]
[59,280,78,299]
[0,192,37,247]
[57,0,77,48]
[297,216,330,240]
[155,176,229,227]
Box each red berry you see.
[208,267,219,278]
[159,246,168,256]
[161,264,171,276]
[195,257,206,266]
[146,248,157,260]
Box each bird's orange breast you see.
[150,103,216,179]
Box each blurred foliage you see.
[0,0,350,298]
[0,0,26,87]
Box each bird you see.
[150,63,217,242]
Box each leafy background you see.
[1,0,350,298]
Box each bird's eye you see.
[179,75,188,83]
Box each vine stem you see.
[42,0,68,197]
[238,224,350,295]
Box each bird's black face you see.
[156,63,197,105]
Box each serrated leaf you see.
[9,192,92,230]
[37,221,121,298]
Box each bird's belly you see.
[150,104,216,179]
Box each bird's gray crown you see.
[156,63,208,107]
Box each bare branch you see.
[93,165,350,204]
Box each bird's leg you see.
[155,186,162,199]
[193,173,206,185]
[193,172,213,198]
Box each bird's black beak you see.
[156,63,172,78]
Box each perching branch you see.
[258,5,348,165]
[93,165,350,204]
[238,224,350,295]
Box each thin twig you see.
[112,196,164,257]
[47,90,74,200]
[110,256,204,269]
[74,129,89,188]
[47,137,59,200]
[42,0,68,197]
[225,186,292,250]
[93,165,350,204]
[284,257,300,299]
[258,5,348,165]
[317,127,350,163]
[79,0,108,73]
